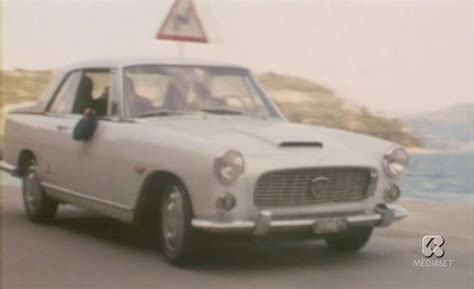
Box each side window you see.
[49,71,81,114]
[72,70,112,117]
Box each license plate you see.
[313,219,345,234]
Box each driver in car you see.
[192,81,226,109]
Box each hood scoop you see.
[279,141,323,148]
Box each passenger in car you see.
[124,76,153,116]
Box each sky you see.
[3,0,473,114]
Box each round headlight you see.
[383,146,409,178]
[214,149,245,185]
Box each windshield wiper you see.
[201,108,243,115]
[136,109,184,118]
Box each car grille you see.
[254,167,374,207]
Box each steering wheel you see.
[221,94,247,109]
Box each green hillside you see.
[1,70,52,138]
[1,69,421,147]
[1,69,52,107]
[257,73,421,147]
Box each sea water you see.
[401,152,474,202]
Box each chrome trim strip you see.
[42,182,133,211]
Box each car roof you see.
[61,57,248,71]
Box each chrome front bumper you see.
[192,204,408,236]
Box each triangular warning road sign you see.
[157,0,208,43]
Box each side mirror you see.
[73,108,98,141]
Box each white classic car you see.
[2,58,409,265]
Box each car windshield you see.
[123,65,279,118]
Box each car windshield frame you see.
[121,64,284,119]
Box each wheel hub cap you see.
[162,187,184,251]
[24,164,42,212]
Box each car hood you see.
[142,115,391,160]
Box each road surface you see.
[2,185,473,289]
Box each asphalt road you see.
[2,185,473,289]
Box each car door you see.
[42,68,119,206]
[71,69,122,204]
[40,70,84,190]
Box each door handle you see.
[56,125,70,132]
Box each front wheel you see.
[324,227,373,253]
[22,159,58,223]
[160,180,198,265]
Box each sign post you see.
[156,0,208,58]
